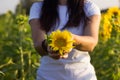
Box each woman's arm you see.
[29,19,48,56]
[29,19,69,59]
[73,15,101,52]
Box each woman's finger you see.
[61,54,68,59]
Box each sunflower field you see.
[0,12,40,80]
[91,7,120,80]
[0,7,120,80]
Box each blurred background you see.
[0,0,120,80]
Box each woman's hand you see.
[47,46,69,60]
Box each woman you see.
[29,0,101,80]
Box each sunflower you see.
[107,7,120,17]
[47,30,74,56]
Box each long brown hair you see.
[40,0,85,32]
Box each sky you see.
[0,0,20,14]
[0,0,119,14]
[93,0,119,10]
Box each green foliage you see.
[91,7,120,80]
[0,11,40,80]
[91,37,120,80]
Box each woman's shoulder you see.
[29,1,43,21]
[84,0,101,17]
[84,0,96,6]
[31,1,43,7]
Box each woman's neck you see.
[59,0,67,5]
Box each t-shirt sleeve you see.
[29,2,43,21]
[84,0,101,17]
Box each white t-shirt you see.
[29,0,100,35]
[29,0,101,63]
[29,0,101,80]
[29,0,100,20]
[29,0,101,62]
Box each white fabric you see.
[29,0,101,80]
[29,0,101,21]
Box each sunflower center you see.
[113,11,118,16]
[54,38,66,47]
